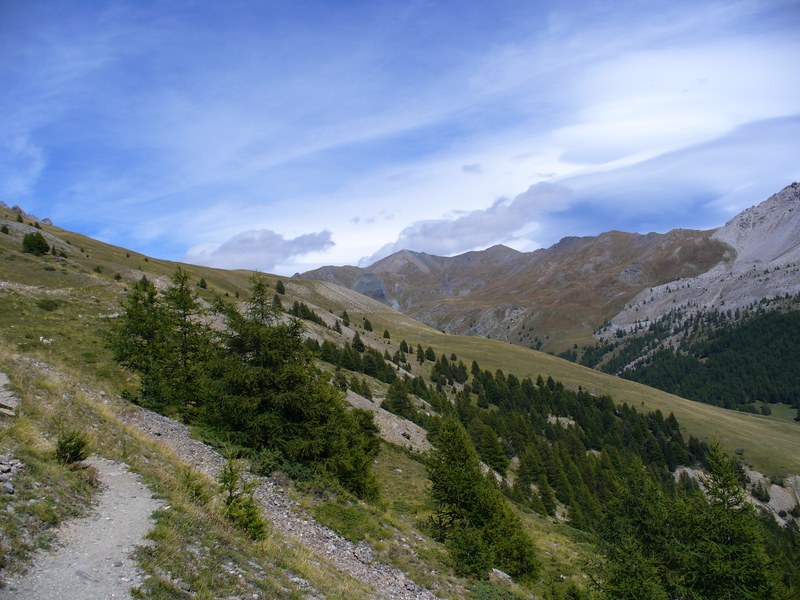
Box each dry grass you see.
[5,216,794,476]
[0,343,371,599]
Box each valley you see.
[1,192,798,598]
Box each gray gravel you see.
[0,456,162,600]
[121,405,439,600]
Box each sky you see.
[1,0,799,275]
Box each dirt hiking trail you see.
[0,456,162,600]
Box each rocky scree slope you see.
[605,183,800,335]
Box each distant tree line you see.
[623,309,800,414]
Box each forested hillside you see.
[110,267,798,598]
[581,295,800,418]
[2,209,799,598]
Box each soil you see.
[0,456,163,600]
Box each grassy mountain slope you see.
[292,279,799,477]
[0,211,600,597]
[3,208,799,597]
[1,210,797,478]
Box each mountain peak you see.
[712,183,800,267]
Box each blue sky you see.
[1,0,799,275]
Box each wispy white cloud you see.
[0,1,798,274]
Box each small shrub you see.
[93,265,102,273]
[218,457,267,540]
[55,429,92,465]
[198,277,207,289]
[36,298,60,311]
[0,224,8,234]
[752,480,770,502]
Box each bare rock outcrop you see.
[605,183,800,335]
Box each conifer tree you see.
[352,331,365,352]
[427,418,539,581]
[22,231,50,255]
[381,379,415,420]
[697,442,776,599]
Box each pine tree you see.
[22,231,50,255]
[427,418,539,581]
[209,282,380,498]
[697,442,776,599]
[352,331,365,352]
[159,267,213,415]
[381,380,415,420]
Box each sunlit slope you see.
[2,212,796,476]
[299,278,800,477]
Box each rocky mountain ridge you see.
[300,184,800,351]
[605,183,800,336]
[299,225,723,352]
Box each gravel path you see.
[120,406,439,600]
[0,373,18,416]
[0,456,162,600]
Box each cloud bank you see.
[361,183,572,264]
[184,229,334,271]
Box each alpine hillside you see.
[604,182,800,336]
[299,184,800,353]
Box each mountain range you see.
[2,185,799,598]
[299,183,800,352]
